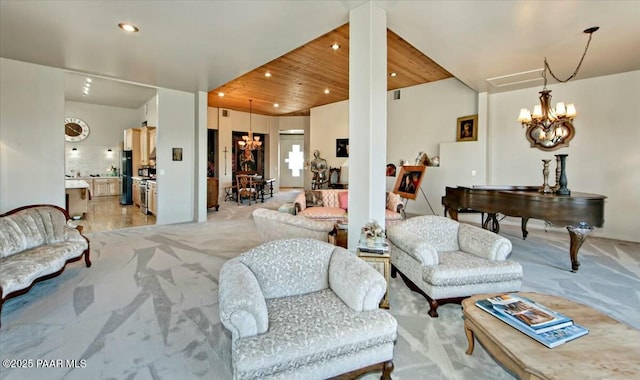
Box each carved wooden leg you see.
[465,325,475,355]
[380,360,394,380]
[567,224,593,272]
[521,217,530,240]
[428,299,440,318]
[84,250,92,267]
[482,213,500,233]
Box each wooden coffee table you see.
[463,292,640,380]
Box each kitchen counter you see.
[65,179,91,189]
[65,180,90,219]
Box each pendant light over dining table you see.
[238,99,262,151]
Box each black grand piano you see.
[442,186,606,272]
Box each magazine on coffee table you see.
[476,296,588,348]
[486,294,573,331]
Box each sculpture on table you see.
[310,150,328,189]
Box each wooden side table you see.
[357,249,390,309]
[333,223,348,248]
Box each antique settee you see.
[0,204,91,326]
[294,189,405,228]
[252,208,335,242]
[219,238,397,379]
[387,215,522,317]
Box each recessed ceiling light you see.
[389,72,397,77]
[274,103,279,108]
[331,43,340,50]
[324,88,330,94]
[85,83,91,87]
[118,23,139,33]
[265,71,272,77]
[218,92,225,97]
[86,78,92,83]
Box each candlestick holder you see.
[539,159,553,193]
[553,154,562,191]
[555,154,571,195]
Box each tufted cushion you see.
[298,207,346,220]
[422,251,523,286]
[232,289,397,380]
[338,191,349,210]
[320,190,343,208]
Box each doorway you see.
[279,134,305,188]
[64,72,157,233]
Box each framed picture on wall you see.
[172,148,183,161]
[386,163,396,177]
[456,114,478,142]
[393,165,426,200]
[336,138,349,157]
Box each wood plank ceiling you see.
[207,23,452,117]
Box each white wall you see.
[141,94,158,127]
[64,101,140,176]
[387,78,478,214]
[155,88,195,225]
[488,70,640,242]
[0,58,65,211]
[310,101,350,190]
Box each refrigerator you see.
[120,150,133,205]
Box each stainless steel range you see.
[140,179,149,215]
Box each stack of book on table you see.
[357,239,389,254]
[475,294,589,348]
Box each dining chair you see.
[236,174,257,205]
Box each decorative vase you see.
[555,154,571,195]
[539,159,553,193]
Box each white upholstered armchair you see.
[252,208,334,242]
[219,238,397,380]
[387,215,522,317]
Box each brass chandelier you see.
[238,99,262,151]
[517,27,598,151]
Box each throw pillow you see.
[338,191,349,210]
[305,190,324,207]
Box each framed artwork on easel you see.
[393,165,426,200]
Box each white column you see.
[195,91,208,222]
[348,3,387,250]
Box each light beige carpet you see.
[1,190,638,380]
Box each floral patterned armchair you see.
[219,238,397,379]
[387,215,522,317]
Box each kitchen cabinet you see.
[132,178,141,206]
[207,177,219,211]
[140,126,156,165]
[149,128,156,163]
[148,181,157,215]
[93,178,121,197]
